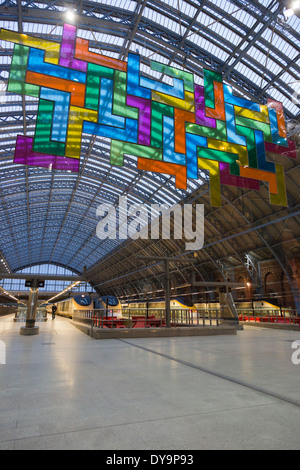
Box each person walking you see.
[52,304,57,320]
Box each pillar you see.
[20,279,39,335]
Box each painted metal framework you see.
[0,0,299,304]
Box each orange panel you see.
[174,109,195,154]
[75,38,127,72]
[239,166,278,194]
[267,99,287,139]
[205,81,225,121]
[26,71,85,107]
[137,157,187,190]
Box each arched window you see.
[0,264,95,293]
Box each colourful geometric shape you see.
[66,106,98,159]
[138,158,187,190]
[150,62,194,93]
[0,29,60,64]
[59,23,87,72]
[1,22,296,209]
[27,48,86,84]
[152,89,195,112]
[110,140,162,167]
[198,158,221,207]
[75,37,127,72]
[126,95,151,146]
[219,162,260,191]
[14,135,79,172]
[186,133,207,179]
[174,109,195,154]
[99,78,125,128]
[33,98,66,156]
[163,116,186,166]
[7,45,40,98]
[151,101,174,149]
[127,54,151,100]
[26,70,86,108]
[194,85,216,128]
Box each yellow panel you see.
[270,164,288,207]
[0,29,60,64]
[66,107,98,159]
[234,105,270,123]
[198,157,221,207]
[207,138,248,167]
[152,90,195,112]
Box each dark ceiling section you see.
[0,0,299,302]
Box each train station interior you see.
[0,0,300,451]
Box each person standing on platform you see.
[52,304,57,320]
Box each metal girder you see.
[0,273,83,281]
[221,0,281,77]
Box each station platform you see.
[1,313,300,450]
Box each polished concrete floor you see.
[1,313,300,450]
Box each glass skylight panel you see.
[207,20,240,47]
[143,6,185,37]
[180,0,198,17]
[95,0,137,11]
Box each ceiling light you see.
[65,9,76,22]
[284,8,295,17]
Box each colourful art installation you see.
[1,23,297,206]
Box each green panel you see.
[85,62,114,110]
[150,61,194,93]
[7,44,40,97]
[203,69,223,109]
[204,69,223,83]
[151,101,174,148]
[236,125,257,169]
[198,147,240,176]
[33,99,65,156]
[113,71,139,120]
[111,140,163,166]
[235,115,272,143]
[186,120,227,140]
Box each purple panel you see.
[126,95,151,146]
[220,162,260,190]
[194,84,216,128]
[265,139,297,159]
[59,23,87,72]
[14,135,80,172]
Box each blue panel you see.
[127,54,151,99]
[40,87,70,143]
[83,118,138,143]
[99,78,125,128]
[268,108,289,147]
[163,116,186,165]
[255,130,275,172]
[27,48,86,83]
[186,133,207,179]
[223,85,261,112]
[140,75,184,99]
[225,103,247,146]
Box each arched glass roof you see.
[0,263,93,292]
[0,0,299,277]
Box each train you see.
[121,297,196,317]
[45,294,295,325]
[46,295,122,319]
[194,299,291,314]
